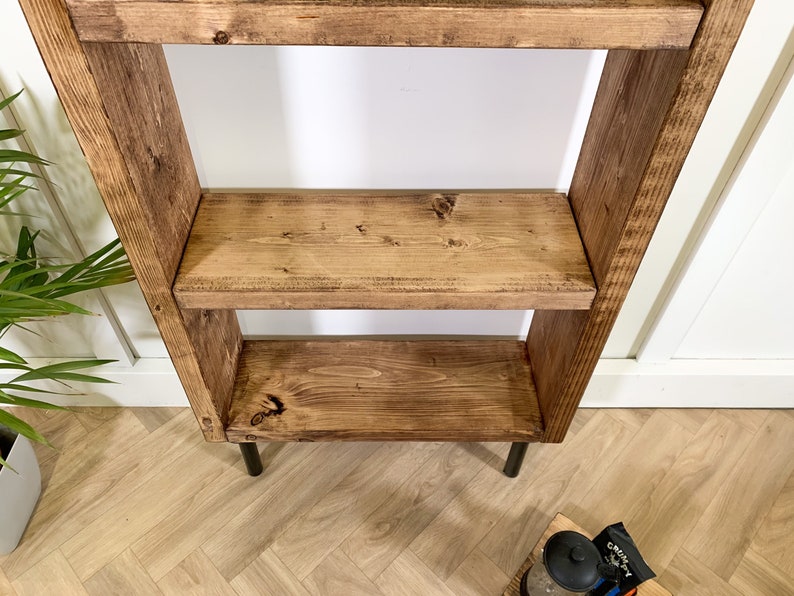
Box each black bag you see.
[590,522,655,596]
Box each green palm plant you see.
[0,90,135,469]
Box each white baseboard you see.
[4,358,794,409]
[583,358,794,408]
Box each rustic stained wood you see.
[18,0,752,450]
[19,0,241,441]
[225,340,543,442]
[502,513,672,596]
[65,0,703,50]
[174,192,596,311]
[527,0,753,442]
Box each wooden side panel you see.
[81,42,199,284]
[65,0,704,50]
[529,0,754,442]
[19,0,242,441]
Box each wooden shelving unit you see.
[20,0,752,473]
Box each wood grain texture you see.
[446,548,511,596]
[65,0,703,49]
[157,550,236,596]
[749,470,794,579]
[225,340,543,442]
[303,550,384,596]
[729,548,794,596]
[0,410,153,581]
[685,413,794,580]
[341,442,492,580]
[18,0,241,441]
[174,192,595,311]
[12,551,89,596]
[83,549,160,596]
[660,549,743,596]
[502,513,671,596]
[478,411,633,575]
[627,411,752,574]
[528,0,754,443]
[376,550,456,596]
[272,442,440,579]
[60,438,234,581]
[230,549,310,596]
[5,407,794,595]
[200,442,369,580]
[131,450,282,581]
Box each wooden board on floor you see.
[225,340,543,442]
[503,513,671,596]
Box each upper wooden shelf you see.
[225,339,543,442]
[173,191,596,311]
[65,0,703,49]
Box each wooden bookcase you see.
[20,0,752,474]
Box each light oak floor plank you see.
[3,407,794,596]
[61,437,236,581]
[375,550,455,596]
[660,549,744,596]
[476,411,634,575]
[749,469,794,578]
[132,442,286,581]
[271,441,442,579]
[0,410,151,580]
[729,547,794,595]
[0,566,16,596]
[201,442,374,581]
[567,410,693,535]
[157,550,236,596]
[341,442,493,580]
[83,549,160,596]
[686,411,794,579]
[12,550,88,596]
[302,550,384,596]
[626,411,753,574]
[130,407,184,433]
[445,548,510,596]
[73,407,123,433]
[659,408,711,434]
[230,549,309,596]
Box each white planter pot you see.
[0,432,42,555]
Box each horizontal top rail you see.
[66,0,703,49]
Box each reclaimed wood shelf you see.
[174,192,596,311]
[21,0,752,472]
[226,340,543,443]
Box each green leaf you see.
[0,90,23,112]
[0,345,26,364]
[0,409,52,447]
[0,128,24,142]
[0,393,69,410]
[0,149,50,166]
[11,359,116,383]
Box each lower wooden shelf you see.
[225,340,544,443]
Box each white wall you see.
[164,44,605,339]
[1,0,793,407]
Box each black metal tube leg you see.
[503,442,529,478]
[239,442,263,476]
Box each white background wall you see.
[1,0,792,407]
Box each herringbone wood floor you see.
[1,407,793,595]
